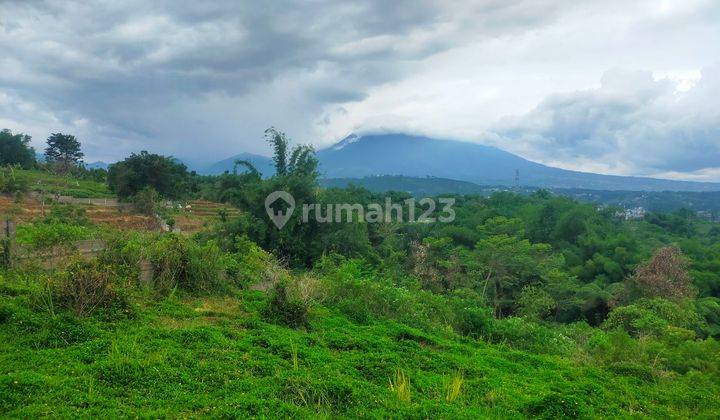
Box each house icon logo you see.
[265,191,295,229]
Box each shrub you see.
[15,221,92,251]
[602,298,704,338]
[491,317,575,355]
[220,235,277,287]
[588,329,641,365]
[263,280,310,329]
[317,258,456,330]
[517,285,556,320]
[525,392,586,419]
[0,167,30,195]
[45,204,89,225]
[133,186,159,215]
[49,258,129,317]
[452,304,493,338]
[145,234,224,295]
[695,297,720,338]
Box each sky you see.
[0,0,719,180]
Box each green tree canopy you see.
[107,151,189,199]
[45,132,84,171]
[0,129,36,168]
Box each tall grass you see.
[445,370,464,403]
[388,369,411,403]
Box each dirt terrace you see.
[0,195,159,231]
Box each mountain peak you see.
[330,133,359,150]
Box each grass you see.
[1,275,719,418]
[388,369,411,404]
[445,370,464,403]
[14,169,113,198]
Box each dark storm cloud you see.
[492,68,720,175]
[1,0,717,179]
[0,0,570,161]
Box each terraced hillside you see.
[174,200,240,234]
[0,195,159,231]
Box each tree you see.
[266,127,289,176]
[0,129,36,168]
[233,159,260,177]
[265,127,318,178]
[107,151,189,199]
[218,128,320,266]
[465,234,562,317]
[626,246,697,302]
[45,133,84,171]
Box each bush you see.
[133,186,159,215]
[695,297,720,338]
[491,317,575,355]
[145,234,224,295]
[452,304,493,338]
[46,204,90,225]
[48,258,129,317]
[602,298,704,338]
[0,167,30,195]
[526,392,586,419]
[224,235,277,287]
[263,280,310,329]
[15,221,92,251]
[517,285,556,320]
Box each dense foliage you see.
[44,133,84,172]
[107,151,189,199]
[0,129,36,169]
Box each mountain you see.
[203,152,275,176]
[316,134,720,192]
[85,161,109,170]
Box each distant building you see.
[696,210,715,221]
[624,207,647,220]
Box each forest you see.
[1,128,719,417]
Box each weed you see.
[388,369,411,404]
[291,341,299,370]
[445,370,464,403]
[263,280,309,329]
[50,258,129,317]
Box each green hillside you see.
[1,168,112,198]
[1,250,718,418]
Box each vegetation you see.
[44,133,84,173]
[0,168,112,198]
[1,127,719,417]
[0,129,36,169]
[107,151,189,199]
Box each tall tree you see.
[626,246,697,302]
[45,133,84,172]
[264,127,318,178]
[265,127,288,176]
[0,129,36,168]
[107,151,189,199]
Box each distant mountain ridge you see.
[203,152,275,176]
[322,175,720,214]
[206,133,720,192]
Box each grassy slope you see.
[15,169,112,198]
[1,285,717,418]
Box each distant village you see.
[619,206,717,222]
